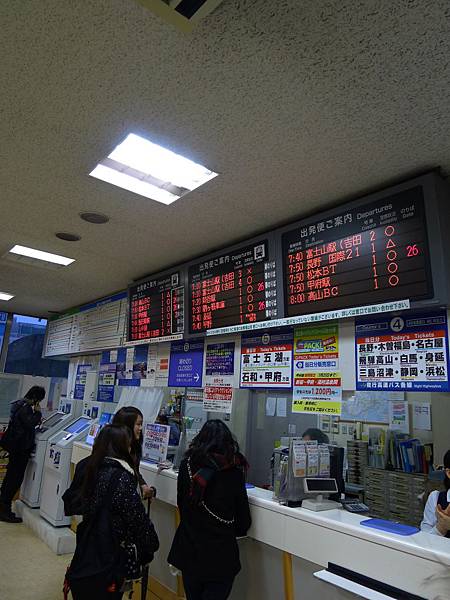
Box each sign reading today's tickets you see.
[143,423,170,464]
[355,310,449,392]
[240,330,293,388]
[292,323,342,414]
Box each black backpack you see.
[67,469,138,587]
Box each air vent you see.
[56,232,81,242]
[135,0,225,32]
[2,251,67,271]
[80,212,109,224]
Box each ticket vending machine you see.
[39,416,92,527]
[21,411,75,508]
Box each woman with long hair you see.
[65,425,159,599]
[112,407,153,498]
[421,450,450,537]
[168,420,251,600]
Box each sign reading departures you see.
[128,272,184,342]
[282,187,433,316]
[188,241,278,334]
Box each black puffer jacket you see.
[65,457,159,565]
[4,399,41,454]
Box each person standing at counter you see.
[65,425,159,599]
[168,420,252,600]
[112,407,154,499]
[0,385,45,523]
[421,450,450,537]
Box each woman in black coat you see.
[0,386,45,522]
[64,425,159,600]
[168,420,252,600]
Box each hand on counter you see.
[435,504,450,536]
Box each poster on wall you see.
[168,340,205,387]
[74,363,93,399]
[116,348,140,386]
[97,350,117,402]
[292,323,341,415]
[240,330,293,388]
[355,310,450,391]
[132,345,149,380]
[142,423,170,463]
[155,345,170,387]
[204,342,235,413]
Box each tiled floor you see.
[0,521,69,600]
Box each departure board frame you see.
[187,236,280,335]
[127,269,185,344]
[277,173,450,320]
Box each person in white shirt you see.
[421,450,450,538]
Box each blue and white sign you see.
[355,310,449,392]
[168,340,204,387]
[97,350,117,402]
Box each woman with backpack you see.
[64,424,159,599]
[0,385,45,523]
[168,420,252,600]
[112,406,154,499]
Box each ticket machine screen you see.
[65,417,90,435]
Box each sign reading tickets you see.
[240,330,293,388]
[355,310,450,392]
[293,323,341,414]
[168,340,204,387]
[143,423,170,464]
[204,342,235,413]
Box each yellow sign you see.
[292,399,342,415]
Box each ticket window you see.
[245,390,318,487]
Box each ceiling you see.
[1,0,450,318]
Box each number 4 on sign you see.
[390,317,405,333]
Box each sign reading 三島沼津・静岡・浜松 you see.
[168,339,205,387]
[240,330,293,388]
[292,323,342,415]
[282,186,433,317]
[355,310,450,392]
[204,342,236,413]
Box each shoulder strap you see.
[437,490,449,510]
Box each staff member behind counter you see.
[421,450,450,538]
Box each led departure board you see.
[189,241,278,333]
[128,272,184,341]
[282,186,433,316]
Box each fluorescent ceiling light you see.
[9,245,75,266]
[89,133,218,205]
[0,292,14,301]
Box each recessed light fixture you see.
[89,133,218,205]
[0,292,14,301]
[9,245,75,266]
[55,232,81,242]
[80,212,109,224]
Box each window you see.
[3,314,63,377]
[0,312,7,356]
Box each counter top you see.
[72,441,450,568]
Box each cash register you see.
[21,411,75,508]
[39,416,92,527]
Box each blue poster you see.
[205,342,235,376]
[355,310,449,392]
[97,350,117,403]
[133,345,149,379]
[168,340,204,387]
[116,347,140,387]
[74,363,93,399]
